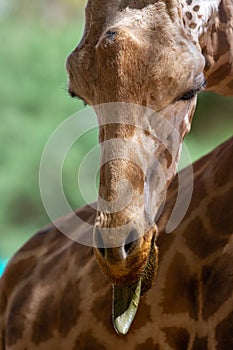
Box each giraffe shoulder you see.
[1,204,97,299]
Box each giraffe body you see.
[0,138,232,349]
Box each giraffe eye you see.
[179,89,197,101]
[179,79,206,101]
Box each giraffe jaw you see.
[112,279,142,335]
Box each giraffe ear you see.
[112,279,141,335]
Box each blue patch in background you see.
[0,259,8,277]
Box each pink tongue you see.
[112,279,142,335]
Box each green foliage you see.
[0,0,87,21]
[0,16,88,258]
[0,10,232,260]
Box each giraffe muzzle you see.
[94,224,158,334]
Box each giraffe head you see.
[66,0,207,334]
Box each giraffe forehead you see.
[67,0,208,109]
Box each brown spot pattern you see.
[91,290,112,332]
[4,256,37,296]
[58,280,81,337]
[213,30,230,62]
[186,0,192,5]
[6,282,32,347]
[99,124,136,142]
[207,63,232,88]
[184,217,227,258]
[100,159,145,201]
[75,204,96,225]
[202,46,211,71]
[184,177,208,220]
[186,11,192,20]
[164,148,172,168]
[135,338,159,350]
[162,327,190,349]
[157,229,175,260]
[73,331,107,350]
[32,280,81,344]
[190,22,197,29]
[192,337,207,350]
[43,233,69,259]
[218,0,228,23]
[193,5,200,12]
[227,80,233,90]
[90,262,108,294]
[207,189,233,237]
[70,243,93,268]
[40,250,68,282]
[132,298,152,331]
[216,311,233,350]
[214,141,232,187]
[20,227,50,252]
[0,283,6,315]
[0,330,5,350]
[162,253,199,320]
[202,254,233,319]
[31,294,58,345]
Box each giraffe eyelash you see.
[179,79,207,101]
[199,79,207,92]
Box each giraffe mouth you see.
[112,233,158,335]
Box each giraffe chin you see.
[112,233,158,335]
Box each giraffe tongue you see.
[112,279,142,335]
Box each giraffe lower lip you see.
[112,278,142,335]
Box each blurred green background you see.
[0,0,232,264]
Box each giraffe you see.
[65,0,233,334]
[0,137,232,349]
[0,0,232,348]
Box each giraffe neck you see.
[177,0,233,95]
[180,0,221,37]
[199,0,233,95]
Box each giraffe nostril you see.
[94,227,106,257]
[106,30,117,40]
[68,88,77,98]
[124,229,139,255]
